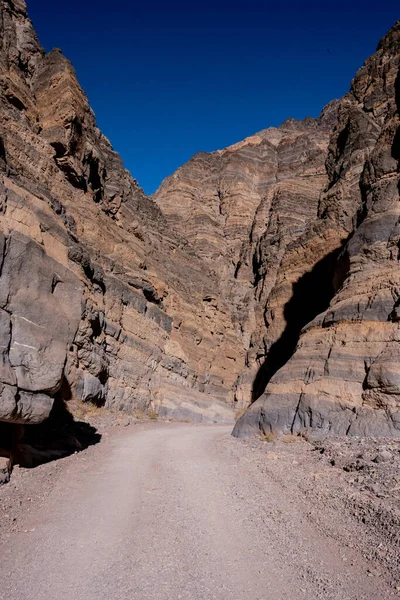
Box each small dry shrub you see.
[134,408,146,420]
[259,431,276,443]
[70,402,104,421]
[148,408,159,420]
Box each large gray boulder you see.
[0,231,82,424]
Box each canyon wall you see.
[1,0,399,440]
[154,101,339,405]
[0,0,246,426]
[234,21,400,437]
[155,21,400,439]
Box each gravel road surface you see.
[0,424,396,599]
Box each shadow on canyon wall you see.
[251,246,344,402]
[252,62,400,404]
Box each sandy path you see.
[0,424,393,599]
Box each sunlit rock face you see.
[1,0,399,438]
[154,101,340,408]
[0,0,242,425]
[234,21,400,438]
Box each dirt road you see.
[0,424,396,599]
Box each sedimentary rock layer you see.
[154,101,340,405]
[234,21,400,437]
[1,0,400,439]
[0,0,244,425]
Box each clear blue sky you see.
[27,0,399,195]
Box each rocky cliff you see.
[1,0,399,447]
[234,21,400,437]
[154,101,339,405]
[0,0,247,434]
[155,21,400,439]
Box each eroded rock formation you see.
[234,21,400,437]
[0,0,244,430]
[1,0,400,445]
[154,101,340,405]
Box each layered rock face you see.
[234,22,400,437]
[0,0,246,427]
[1,0,400,441]
[154,102,340,404]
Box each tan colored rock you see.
[154,100,340,410]
[0,231,82,393]
[0,0,244,424]
[1,0,399,440]
[234,21,400,438]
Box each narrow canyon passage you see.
[0,425,393,600]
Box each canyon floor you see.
[0,422,400,600]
